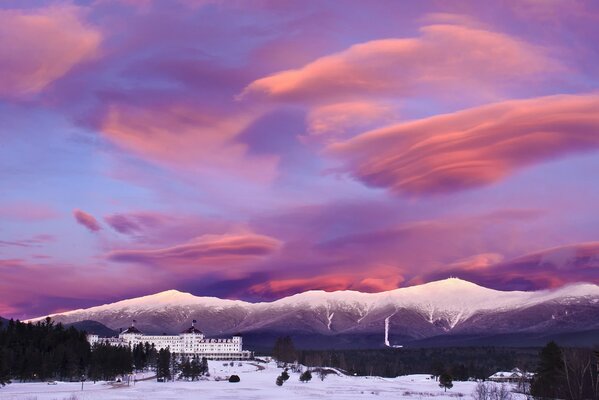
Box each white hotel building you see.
[87,321,252,360]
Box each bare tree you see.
[472,382,513,400]
[591,350,599,400]
[562,348,592,400]
[317,368,327,381]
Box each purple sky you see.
[1,0,598,319]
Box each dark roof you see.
[181,326,203,335]
[121,326,143,334]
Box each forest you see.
[274,336,599,399]
[0,318,212,386]
[0,318,148,384]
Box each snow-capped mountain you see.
[30,278,599,349]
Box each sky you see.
[1,0,598,319]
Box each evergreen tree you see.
[530,341,566,399]
[439,373,453,392]
[273,336,297,363]
[281,369,290,381]
[0,348,9,386]
[132,343,148,371]
[275,375,284,386]
[156,348,171,381]
[88,343,132,381]
[180,357,191,380]
[199,357,209,376]
[190,356,202,380]
[299,370,312,383]
[0,318,92,383]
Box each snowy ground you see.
[0,361,526,400]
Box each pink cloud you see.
[423,242,599,290]
[108,232,282,270]
[328,94,599,195]
[0,5,101,98]
[448,253,505,270]
[102,210,234,248]
[99,101,278,182]
[0,257,164,318]
[248,265,404,298]
[240,22,558,103]
[73,209,102,232]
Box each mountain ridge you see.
[27,278,599,349]
[33,277,599,319]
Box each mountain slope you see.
[65,320,118,337]
[29,278,599,349]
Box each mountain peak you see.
[418,277,493,290]
[151,289,192,298]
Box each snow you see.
[384,315,390,347]
[27,278,599,332]
[326,312,334,330]
[28,290,252,322]
[0,361,527,400]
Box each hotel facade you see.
[87,321,253,360]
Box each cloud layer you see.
[241,23,557,103]
[0,5,100,98]
[0,1,598,318]
[329,94,599,194]
[108,232,282,271]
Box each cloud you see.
[240,23,557,103]
[0,5,101,98]
[448,253,505,270]
[0,257,162,318]
[424,242,599,290]
[305,101,397,138]
[73,209,102,232]
[328,94,599,195]
[108,232,282,269]
[104,212,167,235]
[248,265,404,298]
[99,101,278,182]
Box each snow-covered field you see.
[0,361,526,400]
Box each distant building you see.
[488,368,534,383]
[87,320,252,360]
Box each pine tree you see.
[199,356,209,376]
[439,372,453,392]
[190,356,201,380]
[156,348,171,381]
[531,341,566,399]
[180,357,191,380]
[300,370,312,383]
[0,348,9,386]
[273,336,297,363]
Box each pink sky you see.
[0,0,598,319]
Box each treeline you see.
[296,346,540,379]
[531,341,598,400]
[0,317,90,383]
[154,348,209,381]
[0,318,152,385]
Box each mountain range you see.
[28,278,599,349]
